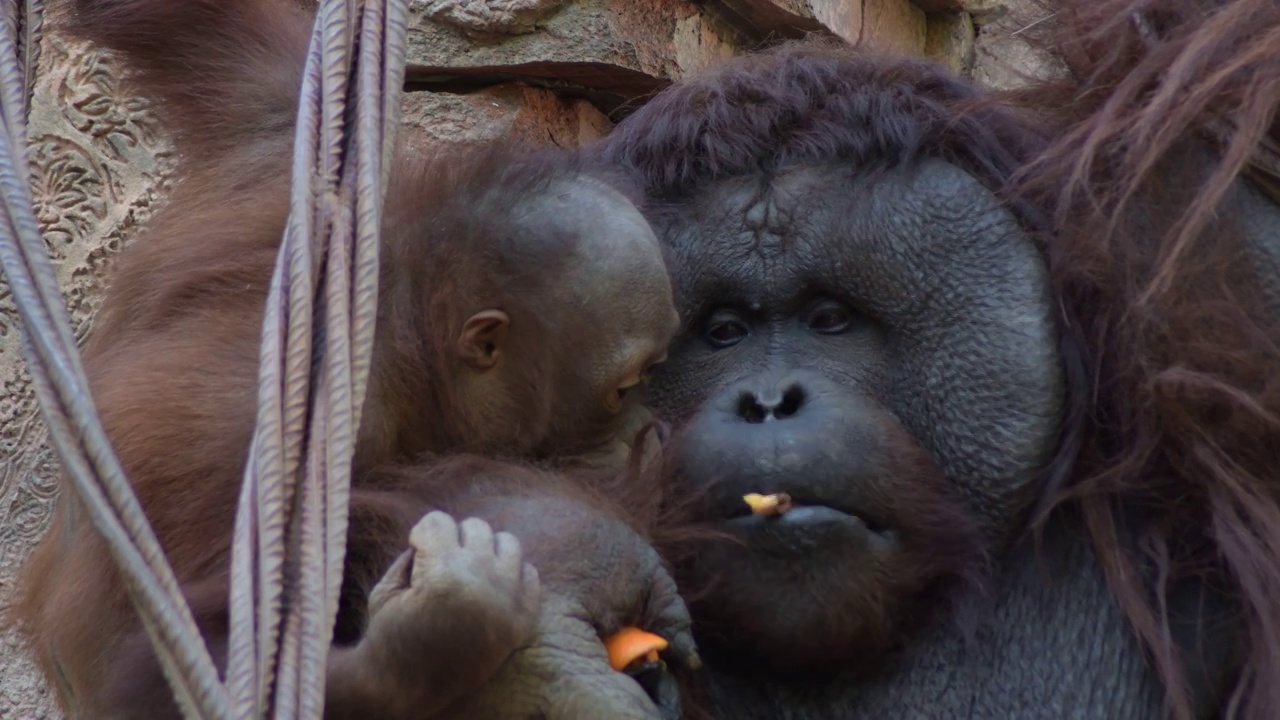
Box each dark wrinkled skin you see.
[638,160,1249,718]
[450,494,696,720]
[1240,178,1280,315]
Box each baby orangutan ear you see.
[458,309,509,370]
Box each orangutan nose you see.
[736,382,806,423]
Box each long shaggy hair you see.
[1006,2,1280,718]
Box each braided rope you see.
[226,1,408,716]
[0,1,409,717]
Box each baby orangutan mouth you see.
[743,493,793,517]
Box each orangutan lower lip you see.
[723,496,846,521]
[720,494,887,535]
[725,505,864,533]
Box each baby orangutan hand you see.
[442,496,699,720]
[326,512,541,720]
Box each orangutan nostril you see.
[737,384,806,423]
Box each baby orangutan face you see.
[455,176,679,466]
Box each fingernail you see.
[685,651,703,671]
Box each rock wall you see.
[0,1,1056,714]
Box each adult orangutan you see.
[583,0,1280,717]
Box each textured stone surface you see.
[0,34,175,720]
[406,0,742,88]
[926,9,976,75]
[700,0,944,60]
[807,0,867,45]
[400,84,613,147]
[692,0,831,40]
[859,0,927,54]
[970,0,1060,90]
[415,0,571,36]
[404,0,742,113]
[404,0,742,116]
[0,1,1056,714]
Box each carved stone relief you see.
[0,33,175,719]
[416,0,572,36]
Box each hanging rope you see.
[0,0,409,717]
[225,1,408,717]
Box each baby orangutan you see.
[359,144,680,473]
[16,2,691,718]
[79,145,690,719]
[315,147,691,719]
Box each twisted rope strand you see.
[225,1,408,717]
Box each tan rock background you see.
[0,0,1056,714]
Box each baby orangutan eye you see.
[609,353,665,411]
[617,375,642,397]
[606,374,643,413]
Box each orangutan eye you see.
[616,382,637,401]
[610,374,643,411]
[704,311,749,349]
[611,351,666,408]
[806,300,855,335]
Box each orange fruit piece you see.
[604,626,669,672]
[743,492,792,516]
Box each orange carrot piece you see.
[604,627,669,672]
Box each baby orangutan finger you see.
[407,511,465,588]
[459,516,498,556]
[495,529,542,616]
[366,548,413,618]
[494,530,525,577]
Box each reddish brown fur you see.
[1004,2,1280,718]
[98,454,668,715]
[13,1,667,717]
